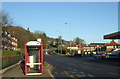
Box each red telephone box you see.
[24,39,44,76]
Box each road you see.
[2,54,120,78]
[45,54,120,78]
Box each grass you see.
[2,50,23,56]
[44,61,49,67]
[2,51,23,69]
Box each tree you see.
[34,30,47,49]
[58,36,62,45]
[2,11,13,26]
[34,30,45,35]
[74,37,85,45]
[27,27,30,32]
[0,10,2,26]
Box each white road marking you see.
[47,68,55,78]
[55,72,58,74]
[80,72,84,73]
[76,74,86,77]
[73,69,77,71]
[87,74,94,77]
[64,71,69,74]
[71,71,76,74]
[108,72,119,75]
[75,71,87,77]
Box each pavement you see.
[1,60,74,79]
[1,61,53,79]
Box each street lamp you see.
[65,22,72,54]
[57,30,62,54]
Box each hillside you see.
[2,26,31,49]
[2,26,59,49]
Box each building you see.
[67,42,78,50]
[83,43,105,51]
[105,40,120,51]
[104,31,120,51]
[83,45,95,52]
[2,31,18,50]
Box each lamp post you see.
[57,30,62,54]
[65,22,72,54]
[60,31,62,54]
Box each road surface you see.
[2,54,120,78]
[45,54,120,78]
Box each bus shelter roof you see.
[104,31,120,39]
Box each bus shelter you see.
[24,39,44,76]
[104,31,120,39]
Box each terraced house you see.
[2,31,18,50]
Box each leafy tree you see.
[74,37,85,45]
[34,31,47,49]
[57,36,62,46]
[29,32,36,41]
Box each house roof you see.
[104,31,120,39]
[90,43,105,45]
[67,42,76,47]
[105,40,120,46]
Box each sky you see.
[2,2,118,44]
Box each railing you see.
[2,55,23,69]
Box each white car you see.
[108,49,120,59]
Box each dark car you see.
[101,53,111,58]
[93,53,102,58]
[47,51,53,54]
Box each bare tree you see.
[34,30,45,35]
[2,11,13,26]
[0,10,2,27]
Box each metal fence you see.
[2,56,23,69]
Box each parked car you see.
[93,53,102,58]
[108,49,120,59]
[47,51,53,54]
[101,53,111,58]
